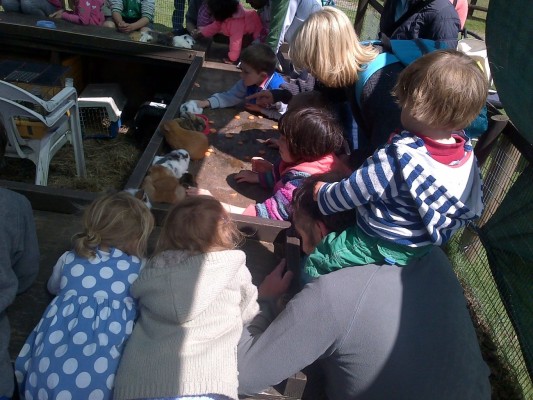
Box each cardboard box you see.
[16,118,49,139]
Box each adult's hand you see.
[258,259,293,300]
[246,91,274,108]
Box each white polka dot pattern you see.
[14,249,142,399]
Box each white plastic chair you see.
[0,80,86,186]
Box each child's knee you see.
[103,19,116,28]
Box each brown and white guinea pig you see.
[141,165,186,205]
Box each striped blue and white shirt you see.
[317,131,484,247]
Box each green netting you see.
[479,164,533,379]
[448,135,533,398]
[486,0,533,144]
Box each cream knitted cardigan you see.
[113,249,259,400]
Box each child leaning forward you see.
[113,196,259,400]
[185,43,287,119]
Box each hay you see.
[0,133,142,191]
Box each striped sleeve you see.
[317,147,399,215]
[255,171,308,220]
[109,0,123,14]
[141,0,155,22]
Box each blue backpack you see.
[355,38,488,138]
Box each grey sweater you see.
[238,247,491,399]
[0,188,39,398]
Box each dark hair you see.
[291,172,356,233]
[207,0,239,21]
[279,106,344,162]
[240,43,277,76]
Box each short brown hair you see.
[73,191,154,259]
[240,43,277,76]
[156,196,242,254]
[394,49,489,130]
[279,106,344,162]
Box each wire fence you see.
[446,134,533,399]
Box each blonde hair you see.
[289,7,378,88]
[155,196,243,255]
[394,49,489,130]
[73,192,154,259]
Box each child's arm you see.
[139,0,154,26]
[124,16,150,31]
[108,0,123,23]
[185,187,246,214]
[227,21,245,62]
[253,171,303,220]
[47,251,70,295]
[316,147,395,215]
[204,79,248,109]
[60,0,102,25]
[199,20,222,38]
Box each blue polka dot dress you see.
[15,248,143,400]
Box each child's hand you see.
[49,9,64,18]
[234,170,259,184]
[313,181,325,201]
[186,187,213,197]
[258,259,294,300]
[244,103,263,114]
[223,57,238,65]
[251,157,273,173]
[265,138,279,149]
[246,91,274,108]
[191,29,202,39]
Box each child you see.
[185,43,286,119]
[198,0,262,63]
[113,196,259,400]
[232,105,349,220]
[49,0,104,25]
[185,0,214,37]
[15,191,154,399]
[105,0,154,32]
[308,49,488,278]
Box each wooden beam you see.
[0,13,201,64]
[123,55,204,190]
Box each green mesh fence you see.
[446,134,533,399]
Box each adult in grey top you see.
[238,173,491,399]
[0,188,40,399]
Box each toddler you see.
[105,0,154,32]
[113,196,259,400]
[15,191,154,399]
[308,49,488,278]
[233,105,349,220]
[185,0,214,36]
[197,0,262,63]
[186,43,286,119]
[49,0,104,25]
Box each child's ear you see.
[259,71,268,80]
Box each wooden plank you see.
[0,13,202,64]
[123,55,204,190]
[0,179,97,212]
